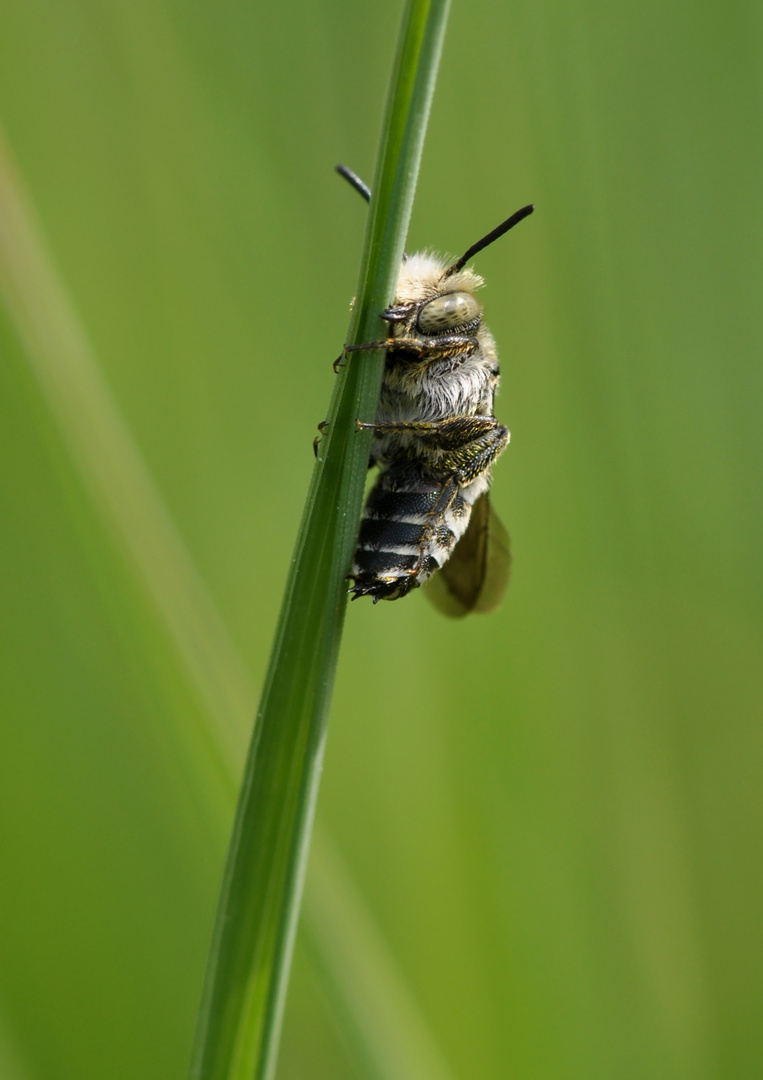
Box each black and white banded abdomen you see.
[349,460,480,603]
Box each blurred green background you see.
[1,1,761,1078]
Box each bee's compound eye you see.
[416,291,482,335]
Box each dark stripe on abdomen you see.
[359,519,426,548]
[365,487,440,521]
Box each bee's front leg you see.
[333,339,397,373]
[345,334,479,362]
[343,338,402,354]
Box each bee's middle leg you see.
[356,415,503,445]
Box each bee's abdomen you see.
[350,470,469,603]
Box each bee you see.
[336,166,533,615]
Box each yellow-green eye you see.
[417,291,482,335]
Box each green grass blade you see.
[0,125,247,814]
[189,2,451,1079]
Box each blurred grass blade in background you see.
[0,124,249,803]
[189,2,451,1078]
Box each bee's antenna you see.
[446,203,535,276]
[336,164,372,203]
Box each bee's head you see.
[335,163,534,340]
[389,256,485,337]
[384,206,535,340]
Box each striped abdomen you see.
[350,460,473,602]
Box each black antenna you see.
[446,204,535,276]
[336,164,371,204]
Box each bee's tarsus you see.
[344,339,397,354]
[313,421,330,458]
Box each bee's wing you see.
[425,493,511,617]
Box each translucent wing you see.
[425,494,511,617]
